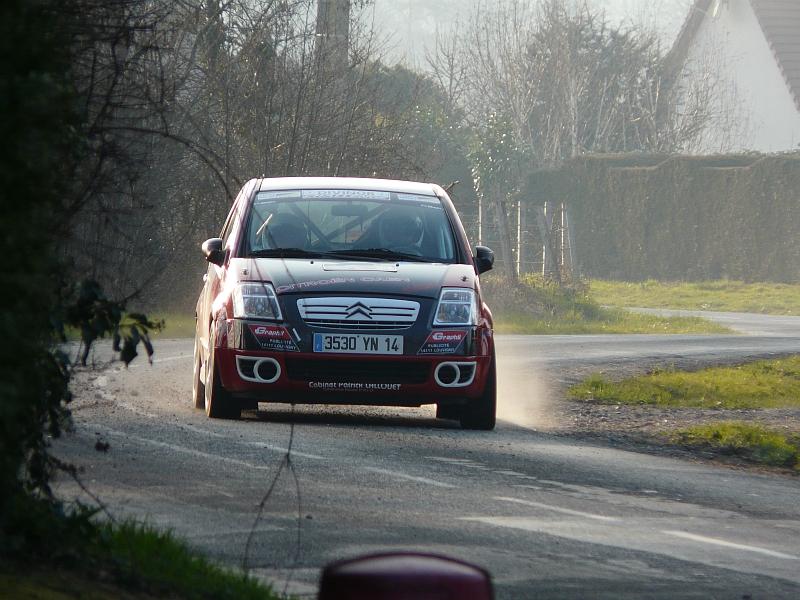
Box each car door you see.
[197,179,257,361]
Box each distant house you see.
[668,0,800,152]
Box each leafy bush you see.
[0,0,159,547]
[1,0,79,516]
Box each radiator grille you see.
[297,297,420,330]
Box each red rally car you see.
[193,177,497,429]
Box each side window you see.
[220,208,236,245]
[220,180,255,246]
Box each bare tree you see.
[429,0,728,279]
[425,21,468,113]
[57,0,458,308]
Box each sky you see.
[367,0,695,66]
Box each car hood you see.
[229,258,476,299]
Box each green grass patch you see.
[568,356,800,409]
[95,521,278,599]
[494,309,728,335]
[673,422,800,469]
[2,496,280,600]
[483,275,730,335]
[590,279,800,315]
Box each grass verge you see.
[98,521,276,599]
[568,356,800,409]
[2,498,280,600]
[483,275,730,335]
[672,422,800,470]
[590,279,800,315]
[493,309,727,335]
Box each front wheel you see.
[460,355,496,431]
[192,335,206,409]
[204,326,241,420]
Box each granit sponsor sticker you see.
[418,330,467,355]
[308,382,402,392]
[248,324,299,352]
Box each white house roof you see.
[669,0,800,111]
[749,0,800,110]
[664,0,713,82]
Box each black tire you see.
[204,327,241,420]
[436,403,461,421]
[241,400,259,411]
[192,335,206,409]
[460,354,496,431]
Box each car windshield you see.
[245,189,457,263]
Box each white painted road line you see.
[663,530,800,560]
[153,354,193,364]
[117,401,160,420]
[496,496,620,522]
[82,420,326,461]
[364,467,456,489]
[128,354,192,369]
[248,442,325,461]
[185,423,326,460]
[84,424,276,471]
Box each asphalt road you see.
[53,312,800,599]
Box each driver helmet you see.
[262,212,309,249]
[378,207,424,249]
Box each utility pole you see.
[316,0,351,73]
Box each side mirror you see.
[202,238,225,266]
[474,246,494,275]
[318,553,493,600]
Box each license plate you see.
[313,333,403,355]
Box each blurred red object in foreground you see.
[318,552,494,600]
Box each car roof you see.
[257,177,443,197]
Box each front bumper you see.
[213,318,493,407]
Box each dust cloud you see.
[495,346,561,430]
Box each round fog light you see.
[256,359,279,383]
[437,364,459,386]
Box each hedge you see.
[526,153,800,282]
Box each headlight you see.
[433,288,477,326]
[233,282,282,320]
